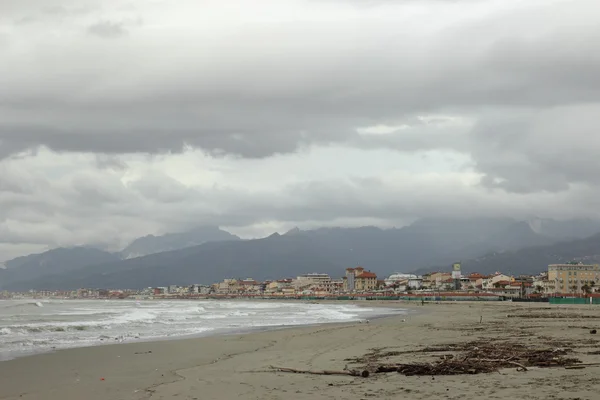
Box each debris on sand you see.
[353,340,582,376]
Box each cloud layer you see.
[1,0,600,259]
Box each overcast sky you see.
[1,0,599,260]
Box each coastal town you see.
[2,262,600,303]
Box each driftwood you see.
[270,366,370,378]
[507,314,600,319]
[267,338,588,380]
[351,340,583,376]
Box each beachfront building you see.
[190,285,211,295]
[466,273,485,290]
[355,271,377,291]
[385,273,423,291]
[293,273,332,290]
[481,273,514,290]
[214,278,238,294]
[344,267,359,291]
[265,279,293,294]
[238,278,263,293]
[532,273,551,295]
[319,279,344,294]
[343,267,377,292]
[422,272,452,289]
[547,263,600,295]
[385,273,423,289]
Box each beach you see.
[1,301,600,400]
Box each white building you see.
[385,273,422,289]
[293,273,331,289]
[482,274,513,290]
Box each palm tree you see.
[571,285,578,293]
[582,284,592,295]
[535,285,544,294]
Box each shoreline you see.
[3,301,600,400]
[0,299,407,363]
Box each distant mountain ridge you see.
[428,232,600,276]
[0,247,120,290]
[3,217,600,291]
[120,226,240,259]
[0,226,242,290]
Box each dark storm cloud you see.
[2,0,600,260]
[468,104,600,193]
[2,0,599,164]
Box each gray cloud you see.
[1,0,600,259]
[1,0,598,161]
[468,104,600,193]
[88,21,128,38]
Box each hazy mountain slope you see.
[527,218,600,239]
[0,247,120,290]
[448,221,556,263]
[11,235,343,290]
[120,226,240,259]
[4,218,600,291]
[420,233,600,276]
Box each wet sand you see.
[1,301,600,400]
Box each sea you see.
[0,299,403,361]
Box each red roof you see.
[356,271,377,279]
[468,273,485,279]
[510,282,532,287]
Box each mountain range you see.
[120,226,240,259]
[2,218,600,291]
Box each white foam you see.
[0,300,401,360]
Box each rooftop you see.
[356,271,377,279]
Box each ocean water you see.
[0,299,402,361]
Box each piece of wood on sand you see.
[270,366,370,378]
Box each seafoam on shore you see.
[0,299,403,360]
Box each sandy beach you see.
[2,301,600,400]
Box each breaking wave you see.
[0,299,402,361]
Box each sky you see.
[1,0,600,260]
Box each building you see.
[482,274,514,290]
[214,279,239,294]
[385,273,423,290]
[532,273,550,295]
[385,273,417,285]
[344,267,360,292]
[422,272,452,289]
[189,284,211,295]
[293,273,332,290]
[343,267,377,292]
[466,273,486,290]
[265,279,294,294]
[238,278,263,293]
[548,263,600,295]
[355,271,377,291]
